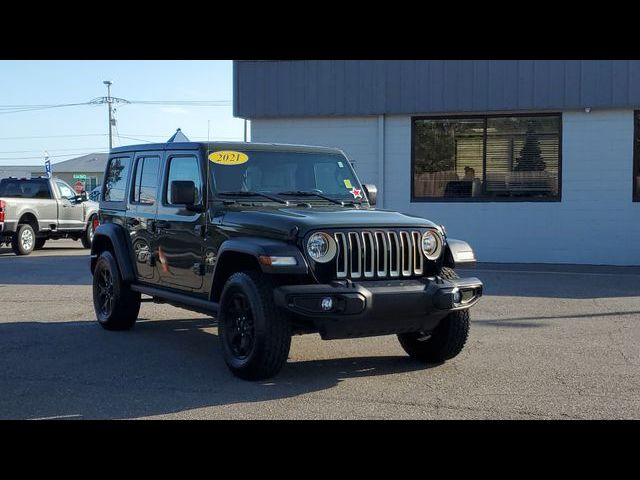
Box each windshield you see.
[209,150,365,202]
[0,179,52,199]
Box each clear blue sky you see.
[0,60,245,166]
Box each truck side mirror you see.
[362,184,377,206]
[171,180,197,206]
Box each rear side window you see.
[131,156,160,205]
[104,157,131,202]
[0,179,51,199]
[165,156,202,205]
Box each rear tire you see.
[81,216,96,249]
[397,267,470,363]
[11,224,36,256]
[218,270,291,380]
[92,251,141,331]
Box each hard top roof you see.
[109,141,345,156]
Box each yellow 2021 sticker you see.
[208,151,249,165]
[343,179,353,189]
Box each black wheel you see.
[11,224,36,256]
[81,216,96,249]
[92,251,141,331]
[34,238,47,250]
[397,267,470,363]
[218,270,291,380]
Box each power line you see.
[0,152,108,161]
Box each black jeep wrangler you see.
[90,142,483,380]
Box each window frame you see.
[633,111,639,202]
[410,112,563,203]
[162,153,204,207]
[130,155,161,206]
[102,155,133,208]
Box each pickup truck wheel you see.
[218,271,291,380]
[11,224,36,255]
[92,251,141,331]
[34,238,46,250]
[397,267,470,363]
[81,216,96,249]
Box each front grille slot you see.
[334,229,425,280]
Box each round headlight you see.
[307,232,337,263]
[421,230,442,260]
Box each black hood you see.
[217,204,438,239]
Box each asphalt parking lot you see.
[1,239,639,419]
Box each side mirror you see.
[362,184,377,206]
[80,191,88,202]
[170,180,197,206]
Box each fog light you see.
[452,289,462,304]
[321,297,333,311]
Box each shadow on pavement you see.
[0,255,91,285]
[0,318,431,419]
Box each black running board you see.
[130,284,219,315]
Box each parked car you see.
[90,142,483,380]
[88,185,102,202]
[0,176,99,255]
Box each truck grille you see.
[333,230,425,279]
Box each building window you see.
[634,111,640,201]
[412,114,561,201]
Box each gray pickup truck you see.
[0,176,99,255]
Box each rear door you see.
[155,152,206,291]
[54,179,85,230]
[125,151,162,281]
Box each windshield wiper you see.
[276,190,351,206]
[216,191,290,205]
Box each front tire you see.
[92,251,141,331]
[397,267,470,363]
[34,238,47,250]
[11,224,36,255]
[218,271,291,380]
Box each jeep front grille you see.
[334,230,424,279]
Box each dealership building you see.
[234,60,640,265]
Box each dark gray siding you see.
[234,60,640,119]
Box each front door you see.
[54,179,84,230]
[125,152,162,281]
[155,152,206,290]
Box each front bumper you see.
[274,276,483,339]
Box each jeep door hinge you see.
[192,262,206,276]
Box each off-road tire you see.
[34,238,47,250]
[11,224,36,256]
[218,270,291,380]
[397,267,470,363]
[81,216,96,249]
[92,251,141,331]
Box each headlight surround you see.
[307,232,337,263]
[421,230,443,260]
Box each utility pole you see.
[90,82,129,150]
[104,80,113,150]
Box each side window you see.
[104,157,131,202]
[131,156,160,205]
[56,181,75,200]
[165,156,202,205]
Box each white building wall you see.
[251,109,640,265]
